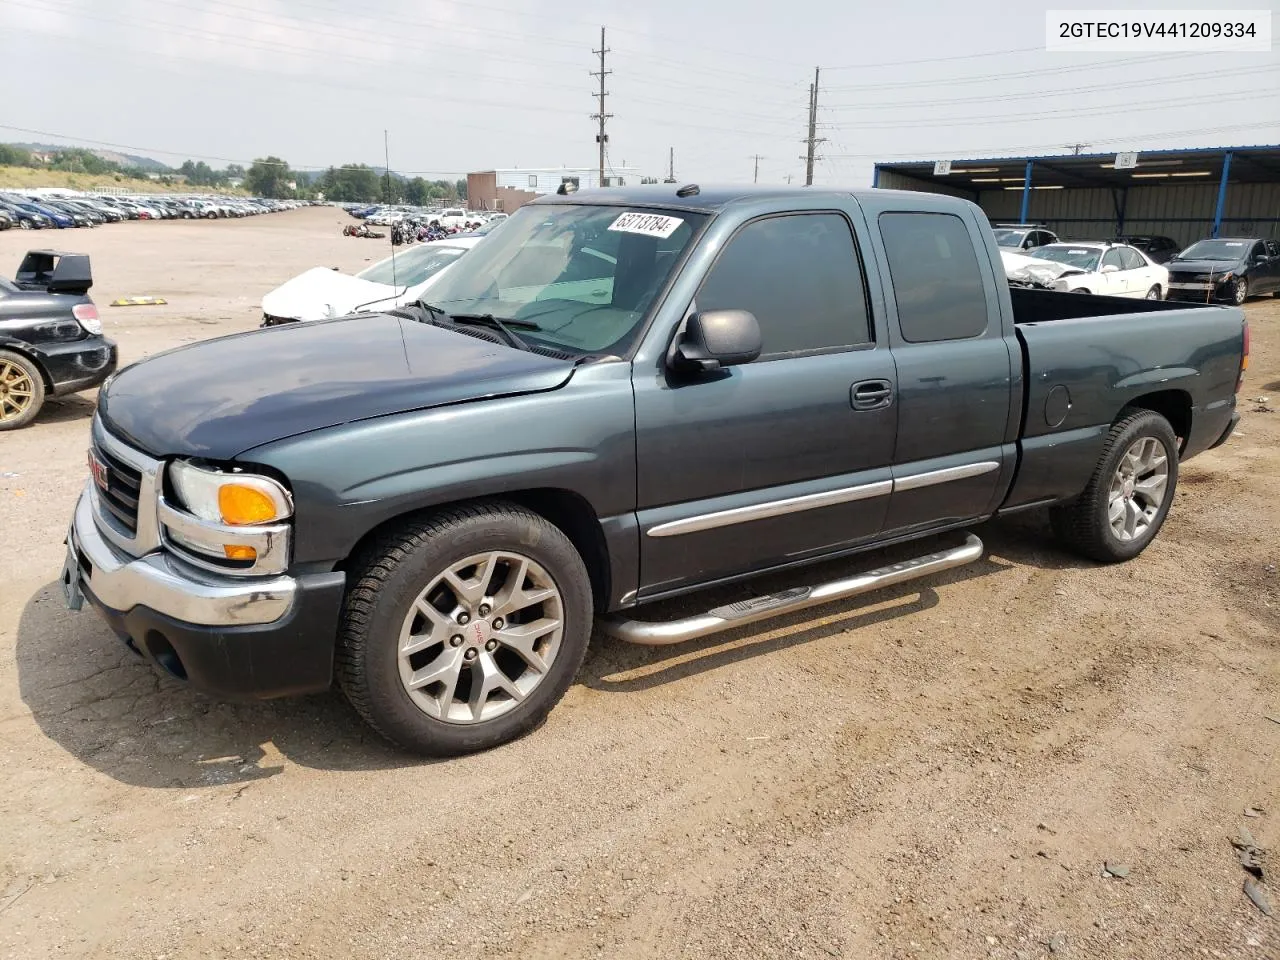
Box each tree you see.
[179,160,219,186]
[316,164,381,203]
[403,177,431,206]
[245,156,294,198]
[455,179,468,201]
[0,144,33,167]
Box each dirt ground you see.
[0,207,1276,959]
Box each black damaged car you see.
[1166,237,1280,304]
[0,250,118,430]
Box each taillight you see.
[72,303,102,335]
[1237,319,1250,393]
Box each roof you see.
[877,144,1280,191]
[533,182,884,213]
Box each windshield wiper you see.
[415,300,451,323]
[448,313,542,351]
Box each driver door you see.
[631,207,897,599]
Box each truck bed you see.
[1009,286,1206,324]
[1002,287,1245,512]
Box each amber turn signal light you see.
[218,484,279,525]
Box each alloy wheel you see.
[1108,436,1169,542]
[397,551,564,724]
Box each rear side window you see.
[1118,247,1146,270]
[878,212,988,343]
[695,213,871,358]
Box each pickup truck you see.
[61,185,1247,756]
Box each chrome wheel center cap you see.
[1122,478,1135,499]
[467,619,492,648]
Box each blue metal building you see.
[872,146,1280,247]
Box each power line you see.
[820,63,1278,111]
[817,89,1278,131]
[590,26,612,186]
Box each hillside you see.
[9,142,170,172]
[0,166,247,194]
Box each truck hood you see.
[98,313,577,459]
[261,266,401,322]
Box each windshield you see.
[357,243,469,287]
[421,203,705,355]
[1026,244,1102,271]
[1176,239,1249,261]
[992,229,1027,248]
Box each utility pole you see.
[750,154,763,183]
[1066,142,1091,156]
[664,147,676,183]
[801,67,824,186]
[590,27,612,187]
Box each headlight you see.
[1218,272,1234,284]
[169,460,293,525]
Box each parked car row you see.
[996,222,1280,303]
[0,192,308,229]
[343,202,507,231]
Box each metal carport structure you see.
[872,146,1280,248]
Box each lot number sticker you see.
[608,212,684,239]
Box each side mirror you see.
[671,310,762,373]
[1100,264,1119,274]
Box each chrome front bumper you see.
[67,482,296,627]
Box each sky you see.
[0,0,1276,187]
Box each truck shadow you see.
[35,395,97,427]
[15,515,1082,787]
[581,517,1075,692]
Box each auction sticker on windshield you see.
[609,212,684,239]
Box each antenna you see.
[384,129,397,290]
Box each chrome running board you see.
[599,533,984,646]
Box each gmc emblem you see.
[88,450,109,492]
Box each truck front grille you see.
[93,440,143,534]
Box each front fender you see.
[244,361,639,572]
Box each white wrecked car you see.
[1002,242,1168,299]
[260,237,482,326]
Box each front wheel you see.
[1071,287,1091,294]
[336,503,593,755]
[1050,409,1178,563]
[18,219,31,230]
[1145,285,1162,300]
[1231,278,1248,305]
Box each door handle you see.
[851,379,893,411]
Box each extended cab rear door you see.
[858,196,1020,537]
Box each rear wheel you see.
[0,350,46,431]
[1050,409,1178,563]
[336,503,593,755]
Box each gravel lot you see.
[0,207,1277,959]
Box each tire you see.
[18,219,31,230]
[1145,285,1162,300]
[1072,287,1091,294]
[1231,278,1248,305]
[1050,409,1179,563]
[336,502,594,755]
[0,350,47,431]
